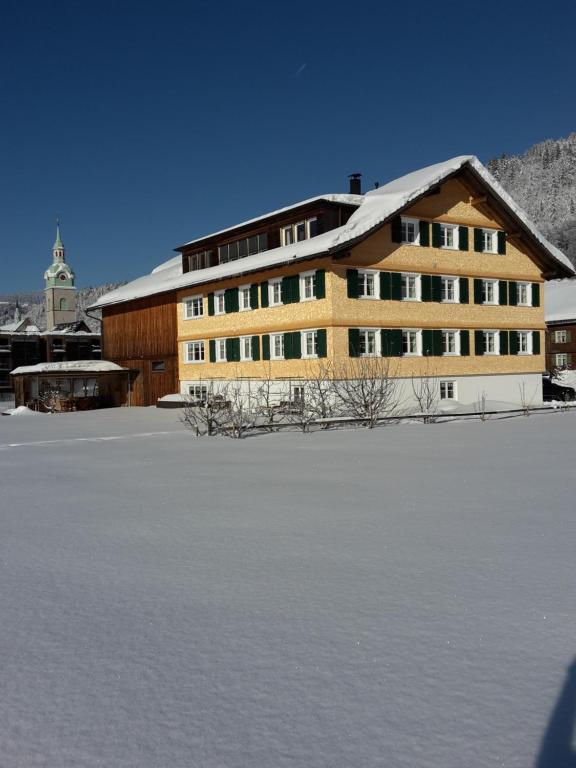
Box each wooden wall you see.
[102,293,178,406]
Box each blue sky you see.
[1,0,575,293]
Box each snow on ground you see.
[0,408,575,768]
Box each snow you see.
[1,405,40,416]
[10,360,128,375]
[0,407,575,767]
[545,278,576,322]
[91,156,574,311]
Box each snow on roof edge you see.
[11,360,128,376]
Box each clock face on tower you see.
[58,272,67,281]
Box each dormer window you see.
[281,218,318,246]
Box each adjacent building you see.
[545,278,576,371]
[91,156,574,408]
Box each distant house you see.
[91,156,574,409]
[545,279,576,371]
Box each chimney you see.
[348,173,362,195]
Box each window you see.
[215,338,227,362]
[239,285,251,311]
[482,229,498,254]
[517,331,532,354]
[359,329,379,356]
[301,330,318,358]
[442,330,459,355]
[188,385,208,403]
[269,279,283,306]
[240,336,252,361]
[218,234,267,264]
[555,353,568,367]
[185,250,213,272]
[300,271,316,301]
[441,277,459,303]
[440,381,456,400]
[440,224,458,249]
[151,360,166,372]
[554,330,567,343]
[402,330,421,356]
[483,331,499,355]
[292,385,305,403]
[183,295,203,319]
[214,291,226,315]
[271,333,284,359]
[516,282,532,306]
[401,273,421,301]
[359,270,377,299]
[401,217,419,245]
[281,218,318,246]
[482,280,499,305]
[186,341,205,363]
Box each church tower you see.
[44,221,77,331]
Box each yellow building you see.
[93,156,573,408]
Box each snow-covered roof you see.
[11,360,128,376]
[0,317,41,334]
[545,279,576,323]
[91,156,574,310]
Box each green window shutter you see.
[509,330,519,355]
[432,276,443,302]
[499,281,508,306]
[391,272,402,301]
[460,330,470,356]
[459,278,469,304]
[260,282,269,308]
[291,331,301,359]
[533,331,541,355]
[473,279,483,304]
[225,337,234,361]
[233,337,241,362]
[382,329,402,357]
[380,271,391,300]
[262,334,270,360]
[347,269,359,299]
[281,276,291,304]
[422,329,434,356]
[497,231,506,255]
[250,283,259,309]
[315,269,326,299]
[209,339,216,362]
[474,330,484,356]
[532,283,540,307]
[291,275,300,303]
[317,329,327,358]
[348,328,360,357]
[207,293,215,316]
[433,330,443,356]
[500,330,509,355]
[508,282,518,306]
[419,221,430,247]
[225,288,239,313]
[391,217,402,243]
[473,228,484,252]
[421,274,433,302]
[251,335,260,361]
[432,222,442,248]
[458,226,469,251]
[283,332,293,359]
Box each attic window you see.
[281,218,318,246]
[401,217,420,245]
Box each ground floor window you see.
[555,353,568,367]
[188,384,208,402]
[439,380,456,400]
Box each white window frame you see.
[270,333,285,360]
[215,338,227,363]
[441,276,459,303]
[358,270,378,299]
[517,330,533,355]
[359,328,380,357]
[214,290,226,315]
[240,335,253,361]
[482,228,498,254]
[401,273,421,302]
[555,352,568,367]
[280,217,318,246]
[440,223,459,250]
[516,282,532,307]
[554,329,568,344]
[442,329,460,356]
[238,284,252,311]
[183,294,203,320]
[402,329,422,356]
[483,330,500,355]
[482,279,499,305]
[269,279,283,307]
[188,384,208,402]
[185,340,205,363]
[300,271,316,302]
[401,217,420,245]
[301,329,318,359]
[439,380,457,401]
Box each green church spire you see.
[53,219,64,250]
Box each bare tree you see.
[411,361,439,423]
[475,390,489,421]
[331,357,399,428]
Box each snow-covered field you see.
[1,407,575,768]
